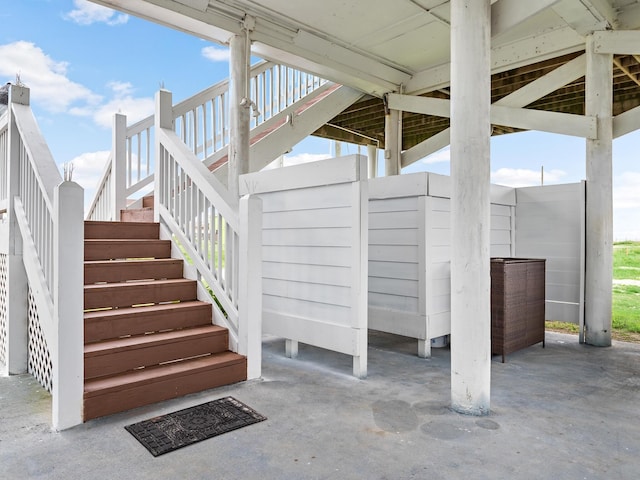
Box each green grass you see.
[613,241,640,334]
[612,284,640,333]
[613,241,640,280]
[548,242,640,339]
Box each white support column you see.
[238,194,262,379]
[229,32,251,201]
[333,140,342,157]
[52,181,84,430]
[2,85,29,376]
[584,35,613,347]
[450,0,492,416]
[111,113,127,221]
[367,144,378,178]
[384,107,401,176]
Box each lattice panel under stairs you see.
[0,254,7,366]
[27,289,52,392]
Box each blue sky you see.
[1,0,639,239]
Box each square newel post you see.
[450,0,492,415]
[238,194,262,379]
[111,113,127,221]
[584,35,613,347]
[367,144,378,179]
[52,181,84,430]
[154,89,173,223]
[2,85,29,376]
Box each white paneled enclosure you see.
[240,156,585,375]
[240,155,369,377]
[368,172,518,358]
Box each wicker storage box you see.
[490,258,546,362]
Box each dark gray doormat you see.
[125,396,267,456]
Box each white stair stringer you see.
[210,83,364,187]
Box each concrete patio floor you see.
[2,331,639,479]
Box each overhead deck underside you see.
[317,51,640,149]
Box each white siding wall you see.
[240,155,368,377]
[515,182,585,324]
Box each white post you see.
[238,194,262,379]
[154,89,173,223]
[111,113,127,221]
[384,108,401,176]
[2,85,29,376]
[229,32,250,201]
[584,35,613,347]
[450,0,492,415]
[52,181,84,430]
[367,144,378,179]
[333,140,342,157]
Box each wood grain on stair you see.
[83,353,247,421]
[84,239,171,261]
[84,301,213,343]
[84,325,229,380]
[85,220,159,239]
[84,258,183,284]
[84,278,197,310]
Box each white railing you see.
[87,61,326,221]
[155,89,262,379]
[0,85,84,431]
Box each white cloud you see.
[64,0,128,26]
[0,41,101,113]
[421,146,450,164]
[202,46,230,62]
[69,150,110,188]
[491,167,566,187]
[613,172,640,240]
[67,150,111,212]
[88,81,154,128]
[614,172,640,209]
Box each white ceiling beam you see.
[90,0,239,43]
[406,26,584,94]
[400,52,589,167]
[494,53,586,107]
[401,128,450,168]
[613,104,640,139]
[592,30,640,55]
[491,104,596,138]
[492,0,562,37]
[579,0,619,29]
[387,94,449,117]
[390,92,596,138]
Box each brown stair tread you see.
[84,351,245,397]
[84,300,210,321]
[84,277,195,292]
[85,220,159,239]
[84,258,184,284]
[84,325,226,356]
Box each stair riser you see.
[120,208,154,223]
[85,303,212,343]
[85,241,171,261]
[85,221,159,239]
[85,332,230,380]
[84,261,183,284]
[83,360,247,421]
[84,282,196,310]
